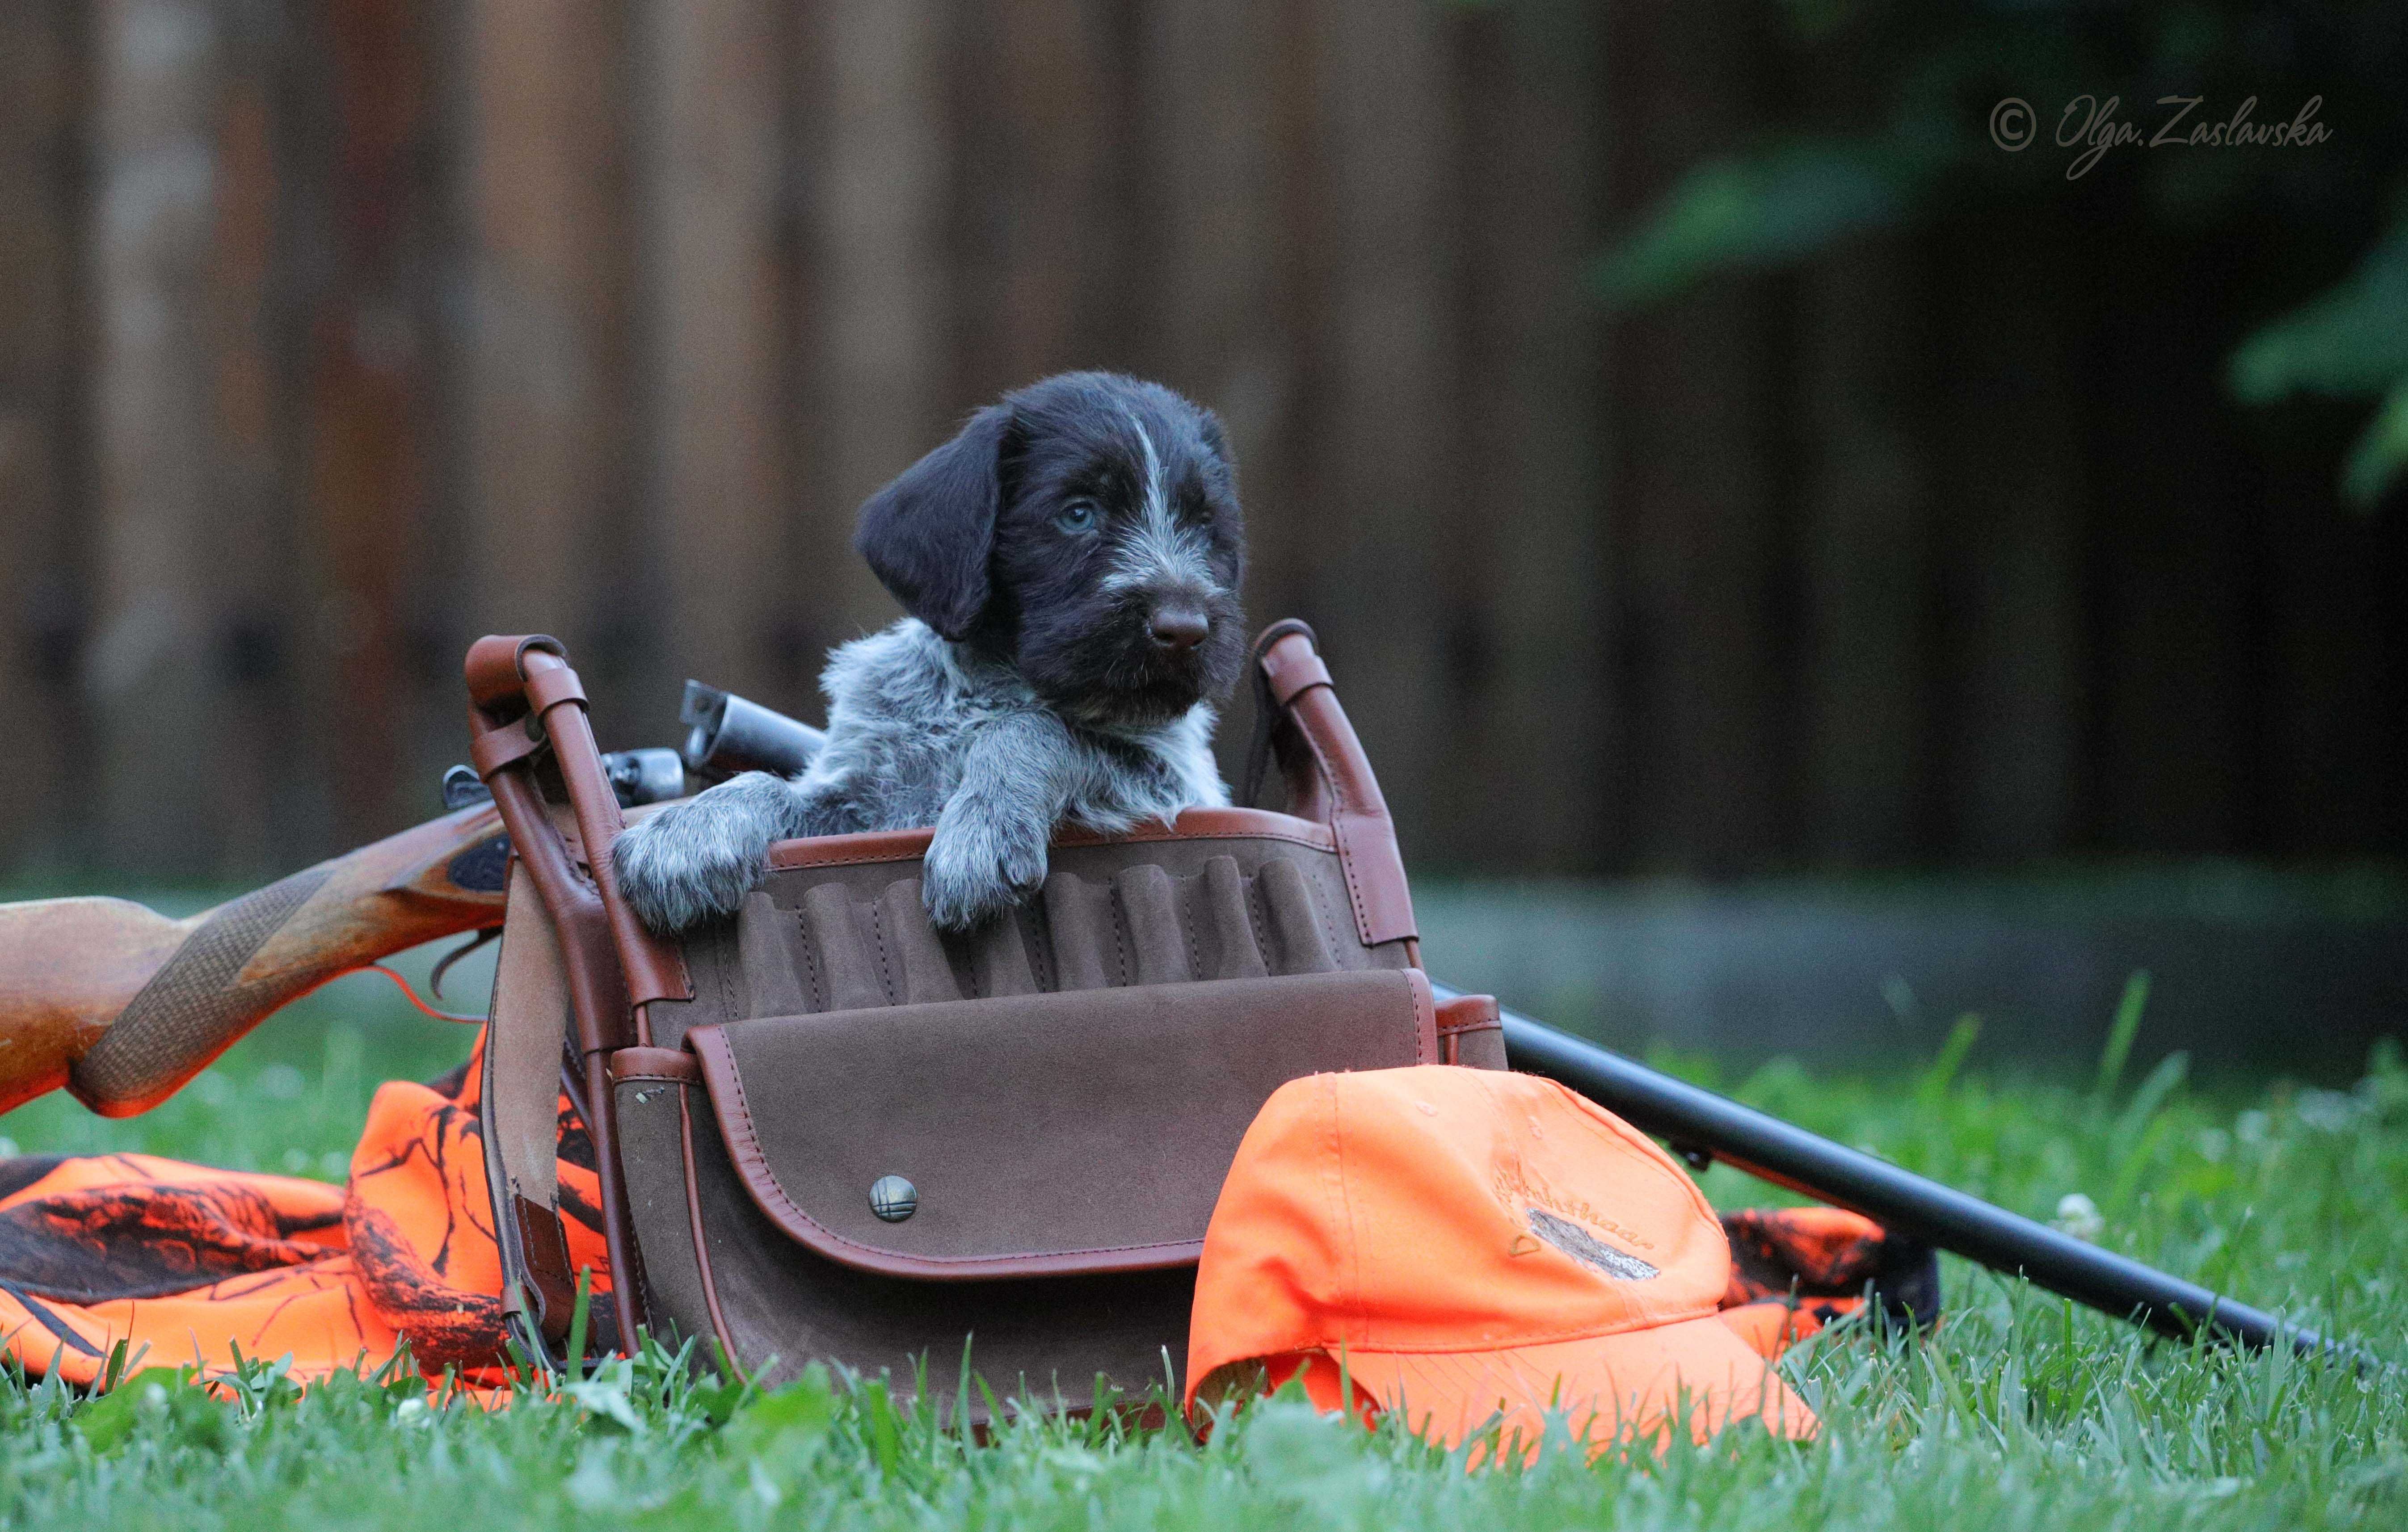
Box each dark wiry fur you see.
[615,372,1246,933]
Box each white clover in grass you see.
[2295,1089,2366,1133]
[255,1063,306,1100]
[564,1448,620,1512]
[2052,1192,2105,1242]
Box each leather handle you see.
[464,636,691,1013]
[515,648,690,1010]
[1240,619,1325,820]
[465,633,565,714]
[462,632,683,1359]
[1241,621,1417,948]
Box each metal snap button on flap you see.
[869,1175,918,1223]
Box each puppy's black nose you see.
[1148,607,1209,652]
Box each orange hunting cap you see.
[1186,1066,1816,1454]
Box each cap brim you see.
[1328,1310,1817,1459]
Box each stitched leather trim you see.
[1404,968,1440,1065]
[685,1023,1208,1280]
[608,1046,700,1084]
[1435,992,1498,1066]
[762,808,1337,872]
[1435,993,1500,1035]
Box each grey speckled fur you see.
[613,619,1228,932]
[616,370,1246,934]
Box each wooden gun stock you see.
[0,804,509,1118]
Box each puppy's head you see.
[855,371,1246,727]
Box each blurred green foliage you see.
[2227,213,2408,504]
[1593,0,2408,508]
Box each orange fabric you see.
[1185,1066,1819,1457]
[0,1031,609,1389]
[1715,1293,1823,1355]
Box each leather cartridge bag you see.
[463,620,1505,1410]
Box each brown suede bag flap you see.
[685,968,1439,1281]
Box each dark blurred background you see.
[1,1,2402,1072]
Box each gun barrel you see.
[680,681,826,782]
[1468,986,2348,1359]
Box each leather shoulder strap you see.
[480,867,580,1351]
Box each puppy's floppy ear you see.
[1196,406,1233,466]
[854,404,1017,640]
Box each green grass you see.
[0,986,2403,1529]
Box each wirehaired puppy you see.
[614,370,1247,933]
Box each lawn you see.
[0,968,2401,1530]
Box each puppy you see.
[614,371,1247,934]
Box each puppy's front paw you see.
[610,780,784,932]
[921,810,1048,932]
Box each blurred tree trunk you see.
[2262,454,2408,855]
[950,0,1127,401]
[274,0,439,856]
[87,0,223,878]
[0,1,87,875]
[1139,0,1305,788]
[1938,210,2086,859]
[457,0,631,672]
[1301,0,1455,863]
[200,31,298,873]
[633,0,788,738]
[1798,233,1937,865]
[792,0,951,665]
[1603,0,1784,874]
[1444,0,1608,872]
[2093,226,2249,854]
[1789,27,1937,867]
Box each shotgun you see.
[0,746,689,1119]
[0,697,815,1118]
[0,688,2349,1360]
[0,801,509,1117]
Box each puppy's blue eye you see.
[1054,500,1099,535]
